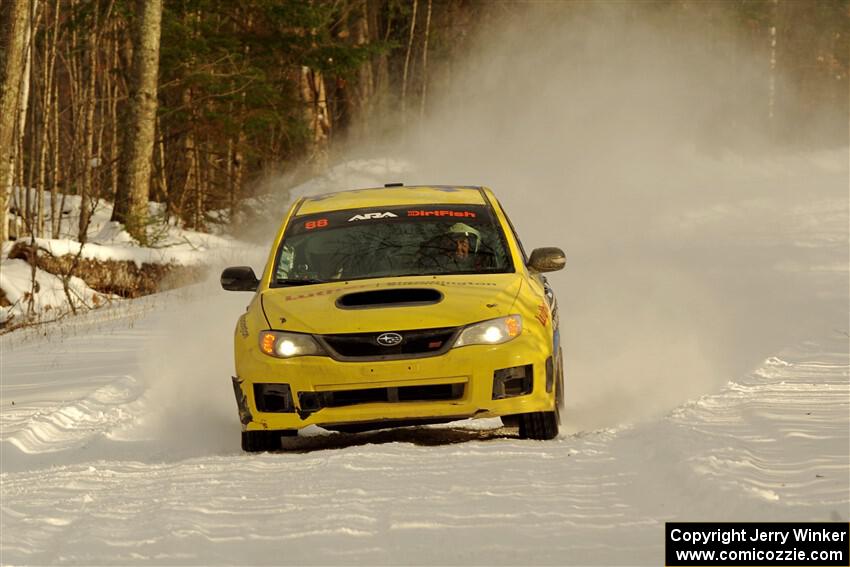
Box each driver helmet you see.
[447,223,481,253]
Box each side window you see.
[496,199,529,264]
[275,244,294,280]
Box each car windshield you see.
[273,204,514,284]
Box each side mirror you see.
[221,266,260,292]
[527,247,566,273]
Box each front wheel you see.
[241,430,295,452]
[518,357,562,440]
[518,411,559,440]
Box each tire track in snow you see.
[665,337,849,512]
[0,430,640,565]
[1,273,847,563]
[1,336,846,564]
[1,285,245,469]
[2,375,143,455]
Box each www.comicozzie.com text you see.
[670,527,848,546]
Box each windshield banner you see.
[289,205,490,236]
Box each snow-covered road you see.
[2,269,847,564]
[2,148,849,564]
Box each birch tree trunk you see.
[50,79,61,237]
[0,0,33,242]
[176,86,196,222]
[419,0,432,119]
[112,0,162,243]
[367,0,389,132]
[78,0,99,243]
[300,65,330,172]
[36,0,60,238]
[400,0,418,125]
[108,18,121,206]
[229,124,245,225]
[349,0,374,141]
[19,2,36,235]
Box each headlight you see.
[258,330,325,358]
[453,315,522,348]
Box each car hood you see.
[261,274,524,334]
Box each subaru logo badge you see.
[376,332,403,347]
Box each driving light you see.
[259,331,325,358]
[492,364,533,399]
[453,315,523,348]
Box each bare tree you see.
[300,64,330,171]
[400,0,418,125]
[347,0,374,141]
[35,0,60,238]
[419,0,432,119]
[77,0,99,243]
[112,0,162,243]
[0,0,34,242]
[367,0,389,116]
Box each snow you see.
[0,258,108,322]
[7,188,232,248]
[1,313,846,563]
[0,150,847,564]
[22,235,231,267]
[0,188,250,328]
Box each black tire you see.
[515,350,563,440]
[241,430,288,452]
[518,410,559,440]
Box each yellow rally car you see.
[221,184,566,452]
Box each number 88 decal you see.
[305,218,328,230]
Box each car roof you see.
[296,185,488,216]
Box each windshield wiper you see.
[275,278,328,286]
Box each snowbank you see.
[1,188,249,329]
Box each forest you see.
[0,0,847,244]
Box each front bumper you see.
[234,333,555,432]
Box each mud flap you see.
[231,376,253,425]
[556,349,565,409]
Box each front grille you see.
[317,327,459,360]
[299,383,465,413]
